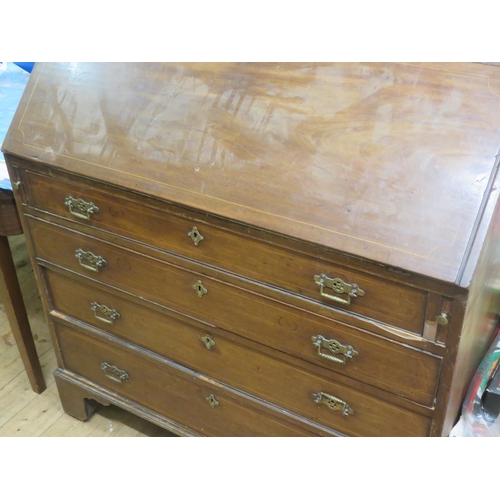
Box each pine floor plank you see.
[0,308,17,356]
[0,348,57,427]
[40,412,83,437]
[0,340,52,390]
[84,405,140,437]
[0,383,65,437]
[97,405,176,437]
[87,405,138,437]
[0,372,40,427]
[60,406,118,437]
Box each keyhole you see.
[192,280,208,298]
[188,226,204,246]
[202,334,215,350]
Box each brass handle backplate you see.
[314,274,364,305]
[101,362,130,383]
[192,279,208,298]
[91,302,120,324]
[65,196,99,220]
[206,394,219,408]
[75,249,107,272]
[201,334,215,350]
[313,392,354,416]
[311,335,358,365]
[188,226,204,246]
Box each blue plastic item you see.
[0,62,30,189]
[13,62,35,73]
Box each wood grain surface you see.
[4,62,500,284]
[0,234,174,437]
[55,323,323,437]
[25,169,428,333]
[44,268,441,407]
[5,63,500,437]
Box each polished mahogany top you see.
[4,62,500,285]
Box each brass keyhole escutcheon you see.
[192,280,208,298]
[206,394,219,408]
[188,226,204,246]
[201,334,215,350]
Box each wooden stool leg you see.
[0,235,46,393]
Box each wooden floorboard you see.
[0,234,175,437]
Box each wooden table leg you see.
[0,234,46,393]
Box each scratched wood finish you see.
[28,216,442,405]
[25,168,428,333]
[0,234,173,437]
[4,63,500,283]
[4,63,500,437]
[19,201,451,356]
[11,156,464,300]
[55,323,322,437]
[44,267,441,407]
[0,235,45,393]
[18,174,499,436]
[0,190,23,237]
[0,189,45,393]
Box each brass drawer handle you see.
[313,392,354,416]
[201,334,215,350]
[188,226,204,246]
[65,196,99,220]
[192,279,208,298]
[314,274,364,305]
[206,394,219,408]
[91,302,120,324]
[311,335,358,365]
[101,362,130,383]
[75,249,107,272]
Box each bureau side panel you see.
[440,197,500,435]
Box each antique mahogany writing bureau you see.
[3,63,500,436]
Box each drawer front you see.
[55,323,318,437]
[47,271,431,436]
[26,170,426,333]
[32,217,441,406]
